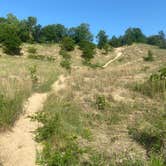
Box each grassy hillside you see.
[0,43,166,165]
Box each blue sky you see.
[0,0,165,37]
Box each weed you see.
[143,50,154,61]
[27,47,37,54]
[28,65,38,84]
[96,95,106,110]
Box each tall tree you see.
[96,30,108,49]
[68,23,93,43]
[41,24,67,43]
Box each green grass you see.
[0,55,61,129]
[32,94,91,165]
[0,91,30,130]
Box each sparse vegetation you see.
[28,54,55,62]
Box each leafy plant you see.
[29,65,38,84]
[27,47,37,54]
[60,59,71,71]
[143,50,154,61]
[79,40,96,61]
[61,37,75,51]
[96,95,106,110]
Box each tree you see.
[68,23,93,43]
[123,28,146,45]
[96,30,108,49]
[110,36,123,47]
[0,24,22,55]
[41,24,67,43]
[158,31,166,49]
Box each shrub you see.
[3,35,21,55]
[32,96,87,165]
[96,95,106,110]
[27,47,37,54]
[28,65,38,84]
[133,67,166,98]
[128,108,166,163]
[79,41,96,61]
[143,50,154,61]
[59,50,71,59]
[60,59,71,71]
[1,23,22,55]
[28,54,55,62]
[82,60,102,69]
[61,37,75,51]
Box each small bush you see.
[28,65,38,84]
[79,41,96,61]
[96,95,106,110]
[28,54,55,62]
[60,59,71,71]
[59,50,71,59]
[143,50,154,61]
[27,47,37,54]
[61,37,75,51]
[82,60,102,69]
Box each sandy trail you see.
[0,75,66,166]
[103,47,124,68]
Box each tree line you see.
[0,13,166,55]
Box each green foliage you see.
[28,54,55,62]
[40,24,67,43]
[143,50,154,61]
[128,110,166,163]
[61,37,75,51]
[60,59,71,71]
[0,24,22,55]
[96,95,106,110]
[133,67,166,98]
[0,92,28,130]
[32,96,88,165]
[123,27,146,45]
[79,40,96,61]
[68,23,93,43]
[82,60,102,69]
[59,50,71,59]
[96,30,108,49]
[28,65,38,84]
[27,47,37,54]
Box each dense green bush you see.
[79,40,96,61]
[61,37,75,51]
[27,47,37,54]
[59,50,71,59]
